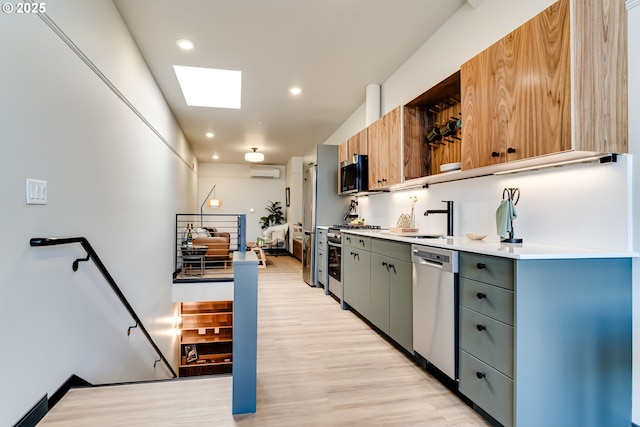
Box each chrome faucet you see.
[424,200,454,236]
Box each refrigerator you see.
[302,145,348,286]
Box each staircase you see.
[38,376,235,426]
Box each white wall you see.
[359,157,630,250]
[0,1,197,425]
[198,163,287,243]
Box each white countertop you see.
[342,229,638,260]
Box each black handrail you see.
[30,237,177,378]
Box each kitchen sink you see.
[406,234,445,239]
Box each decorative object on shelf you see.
[186,223,194,248]
[496,187,522,243]
[394,195,419,231]
[396,213,411,228]
[244,147,264,162]
[410,195,417,228]
[465,233,487,240]
[185,344,198,364]
[440,162,461,173]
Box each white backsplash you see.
[357,154,632,251]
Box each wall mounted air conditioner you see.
[249,167,280,179]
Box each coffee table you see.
[246,243,267,268]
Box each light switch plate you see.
[26,179,47,205]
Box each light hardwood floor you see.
[40,256,490,426]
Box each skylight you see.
[173,65,242,109]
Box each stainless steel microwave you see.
[340,154,368,194]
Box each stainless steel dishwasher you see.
[412,244,458,380]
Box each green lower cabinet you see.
[459,350,513,427]
[388,259,412,352]
[343,235,413,353]
[343,247,370,318]
[369,254,391,334]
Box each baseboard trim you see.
[48,374,92,409]
[13,394,47,427]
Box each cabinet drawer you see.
[459,252,514,290]
[459,350,513,427]
[460,278,514,326]
[317,248,326,267]
[459,307,513,378]
[318,266,326,285]
[371,238,411,262]
[317,228,327,240]
[344,234,371,250]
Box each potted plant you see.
[260,200,285,230]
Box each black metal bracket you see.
[127,322,138,336]
[153,358,161,368]
[600,154,618,164]
[72,254,90,271]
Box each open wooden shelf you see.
[179,300,233,377]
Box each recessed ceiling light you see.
[176,39,195,50]
[289,87,302,95]
[212,154,219,160]
[206,132,214,138]
[173,65,242,109]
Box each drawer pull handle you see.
[476,292,486,299]
[476,263,487,269]
[476,324,486,331]
[476,371,486,379]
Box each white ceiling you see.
[113,0,466,165]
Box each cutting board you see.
[389,227,419,233]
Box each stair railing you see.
[29,237,177,378]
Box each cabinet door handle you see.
[507,147,516,154]
[476,292,486,299]
[476,263,487,269]
[491,151,500,158]
[476,324,486,331]
[382,178,387,183]
[382,261,388,268]
[359,239,365,246]
[388,264,396,273]
[476,371,486,379]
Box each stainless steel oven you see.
[327,225,381,303]
[327,229,342,301]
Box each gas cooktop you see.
[330,224,382,230]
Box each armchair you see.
[262,224,289,257]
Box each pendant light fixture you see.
[244,147,264,163]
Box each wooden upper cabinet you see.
[461,0,626,171]
[572,0,627,153]
[368,107,402,189]
[338,141,349,166]
[461,0,571,170]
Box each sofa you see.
[193,231,231,267]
